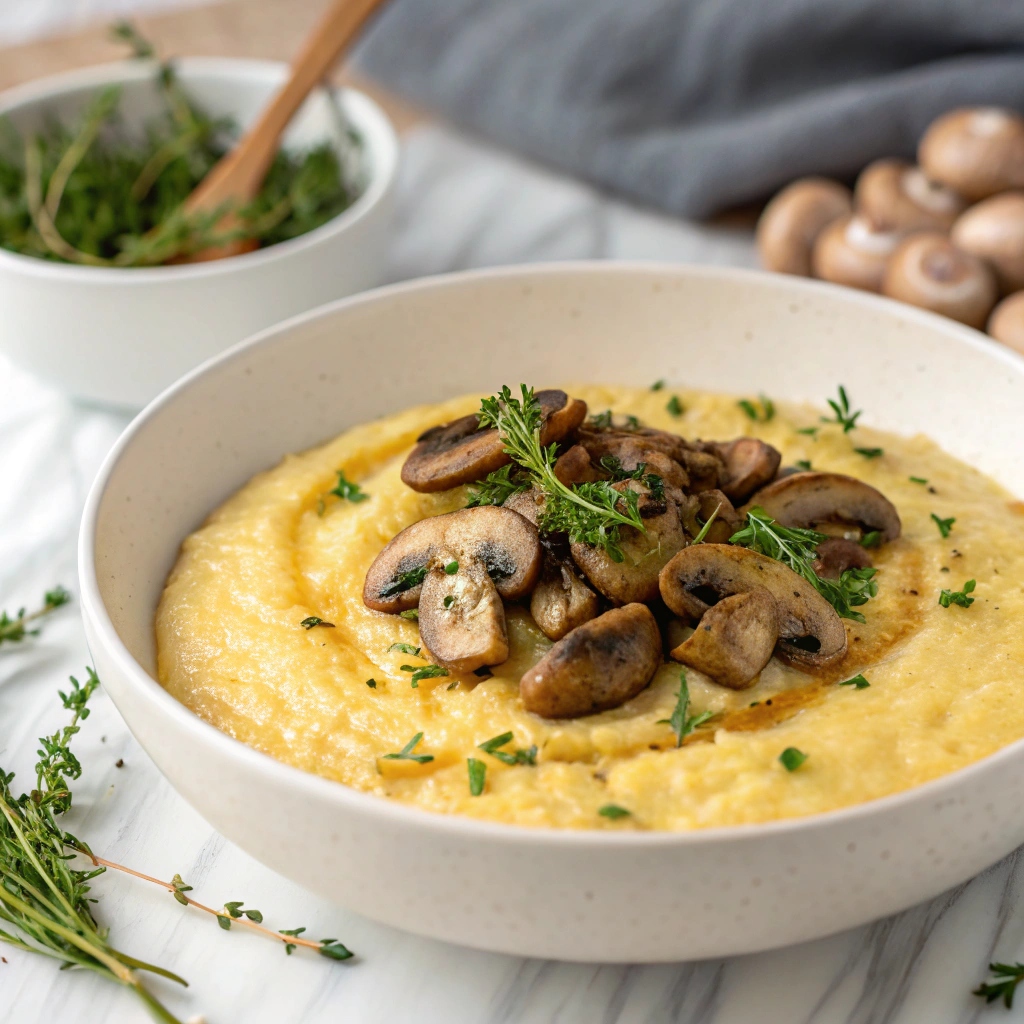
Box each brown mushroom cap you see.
[757,178,853,276]
[530,553,600,641]
[520,604,662,718]
[659,544,847,670]
[363,505,542,612]
[988,291,1024,355]
[401,390,587,493]
[882,232,998,329]
[418,562,509,673]
[744,471,901,544]
[855,159,966,232]
[951,192,1024,294]
[570,482,689,604]
[812,537,873,580]
[919,107,1024,202]
[811,214,902,293]
[713,437,782,503]
[670,589,779,690]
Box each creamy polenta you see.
[156,386,1024,830]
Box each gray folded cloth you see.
[354,0,1024,218]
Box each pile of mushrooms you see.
[757,106,1024,350]
[363,391,902,720]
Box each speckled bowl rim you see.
[79,260,1024,846]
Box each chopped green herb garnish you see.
[388,643,421,656]
[795,459,813,472]
[330,470,369,503]
[731,507,878,622]
[589,409,613,429]
[598,804,631,820]
[467,463,531,507]
[380,565,428,598]
[692,504,721,545]
[401,663,449,686]
[796,426,819,437]
[477,732,537,765]
[974,962,1024,1009]
[651,379,666,391]
[382,732,434,763]
[666,395,684,417]
[443,560,459,575]
[854,447,883,459]
[939,579,976,608]
[399,609,419,621]
[860,531,881,549]
[657,670,716,747]
[467,758,487,796]
[779,747,808,771]
[821,385,861,433]
[479,385,645,562]
[931,513,955,538]
[300,616,334,630]
[443,595,456,609]
[909,476,929,485]
[839,674,870,689]
[738,394,775,422]
[366,678,377,689]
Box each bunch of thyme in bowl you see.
[0,23,363,268]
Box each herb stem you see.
[82,853,332,956]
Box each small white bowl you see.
[0,59,397,409]
[80,263,1024,962]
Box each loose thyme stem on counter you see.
[0,586,71,646]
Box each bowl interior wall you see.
[92,266,1024,675]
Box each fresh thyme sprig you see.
[0,586,71,647]
[477,385,645,562]
[658,671,716,747]
[730,507,878,623]
[821,385,862,433]
[1,671,355,1024]
[466,464,530,507]
[974,961,1024,1008]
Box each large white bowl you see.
[0,58,397,409]
[79,263,1024,963]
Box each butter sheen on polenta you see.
[156,386,1024,830]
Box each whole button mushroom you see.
[401,389,587,493]
[882,233,997,329]
[519,604,662,718]
[919,107,1024,202]
[855,159,966,232]
[756,178,853,276]
[988,291,1024,355]
[659,544,848,672]
[744,471,901,544]
[811,214,902,293]
[670,589,779,690]
[951,192,1024,294]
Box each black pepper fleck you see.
[115,759,124,768]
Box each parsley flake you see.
[939,579,976,608]
[855,447,883,459]
[839,674,870,689]
[388,643,421,656]
[931,513,955,538]
[666,395,684,417]
[860,531,881,549]
[401,663,449,686]
[300,616,334,630]
[399,609,419,621]
[779,747,808,771]
[330,470,369,503]
[598,804,631,820]
[909,476,929,485]
[795,459,813,472]
[651,379,666,391]
[738,394,775,422]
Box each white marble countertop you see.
[3,6,1024,1024]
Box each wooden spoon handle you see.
[186,0,388,214]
